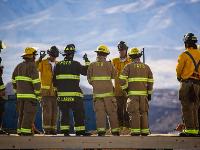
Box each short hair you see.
[97,52,108,57]
[185,42,197,49]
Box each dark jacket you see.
[53,60,88,101]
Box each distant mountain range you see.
[149,89,182,133]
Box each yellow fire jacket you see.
[12,61,41,100]
[87,56,117,98]
[36,58,57,96]
[119,61,154,97]
[176,48,200,80]
[112,57,131,96]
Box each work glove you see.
[108,59,111,62]
[40,51,46,59]
[148,94,151,101]
[83,53,90,66]
[83,53,90,62]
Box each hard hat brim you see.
[94,50,110,54]
[21,53,38,57]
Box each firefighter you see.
[87,45,120,136]
[119,48,153,136]
[199,108,200,135]
[112,41,131,133]
[12,47,41,136]
[53,44,90,136]
[0,40,7,134]
[36,46,59,135]
[198,44,200,135]
[176,33,200,137]
[0,66,6,134]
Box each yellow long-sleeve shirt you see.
[112,57,131,96]
[36,58,57,96]
[176,48,200,80]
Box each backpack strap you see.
[196,61,200,72]
[184,51,200,72]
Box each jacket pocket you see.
[179,82,196,102]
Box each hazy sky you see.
[0,0,200,89]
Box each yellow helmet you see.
[21,47,37,58]
[198,45,200,50]
[128,47,140,55]
[0,40,6,49]
[95,44,110,54]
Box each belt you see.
[182,78,200,84]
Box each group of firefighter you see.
[0,32,200,137]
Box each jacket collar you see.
[96,56,106,62]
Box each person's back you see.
[53,44,90,136]
[177,48,200,80]
[54,60,87,97]
[13,61,39,96]
[176,33,200,137]
[124,62,153,97]
[88,57,116,98]
[120,47,153,136]
[87,45,119,136]
[12,47,40,136]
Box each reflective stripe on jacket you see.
[12,61,41,100]
[53,60,88,100]
[119,61,153,96]
[176,48,200,80]
[87,56,117,98]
